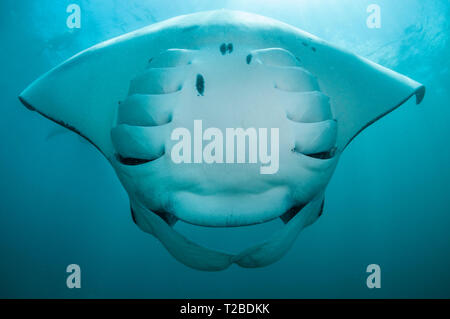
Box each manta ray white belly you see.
[19,10,425,271]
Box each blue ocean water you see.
[0,0,449,298]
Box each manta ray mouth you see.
[165,188,296,227]
[150,200,311,227]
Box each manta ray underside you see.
[19,10,425,271]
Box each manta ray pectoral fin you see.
[315,48,426,151]
[130,195,324,271]
[18,29,159,158]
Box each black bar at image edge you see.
[0,299,449,315]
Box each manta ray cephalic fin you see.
[131,194,324,271]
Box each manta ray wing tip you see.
[18,95,36,111]
[415,85,426,104]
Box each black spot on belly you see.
[246,54,252,64]
[302,42,308,47]
[220,43,234,55]
[196,74,205,96]
[220,43,227,55]
[311,47,317,52]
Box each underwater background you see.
[0,0,449,298]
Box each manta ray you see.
[19,10,425,271]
